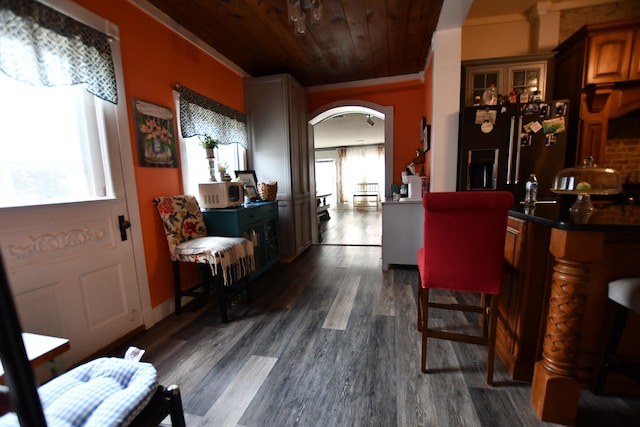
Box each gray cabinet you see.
[245,74,312,261]
[381,200,423,270]
[202,202,280,280]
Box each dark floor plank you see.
[112,243,640,427]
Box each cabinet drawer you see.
[236,208,262,228]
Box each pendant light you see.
[287,0,323,37]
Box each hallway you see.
[318,203,382,246]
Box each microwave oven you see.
[199,181,244,208]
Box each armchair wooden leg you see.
[172,261,182,315]
[245,279,253,304]
[215,274,229,324]
[200,263,212,294]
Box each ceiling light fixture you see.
[366,115,375,127]
[287,0,322,37]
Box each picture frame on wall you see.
[132,98,177,168]
[420,117,431,152]
[424,124,431,152]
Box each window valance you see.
[0,0,118,104]
[176,84,248,149]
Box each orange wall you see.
[73,0,245,306]
[308,79,426,186]
[72,0,431,309]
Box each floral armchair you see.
[153,195,254,321]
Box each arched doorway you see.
[308,101,394,244]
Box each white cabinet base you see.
[381,200,423,270]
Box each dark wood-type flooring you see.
[319,204,381,246]
[110,207,640,426]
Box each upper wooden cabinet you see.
[557,19,640,88]
[461,54,553,107]
[631,29,640,81]
[587,29,635,84]
[554,18,640,166]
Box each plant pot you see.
[205,148,215,158]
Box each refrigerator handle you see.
[514,115,523,184]
[506,116,515,184]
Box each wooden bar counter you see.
[499,199,640,425]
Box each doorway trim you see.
[308,100,394,244]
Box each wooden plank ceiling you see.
[145,0,444,87]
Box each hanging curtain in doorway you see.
[339,145,385,203]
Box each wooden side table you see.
[0,333,70,381]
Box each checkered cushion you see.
[0,357,158,427]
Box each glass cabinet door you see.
[506,62,547,102]
[463,58,549,106]
[465,65,502,106]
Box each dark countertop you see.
[509,197,640,232]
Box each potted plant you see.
[199,135,220,158]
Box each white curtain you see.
[339,145,384,203]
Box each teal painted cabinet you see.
[202,201,280,280]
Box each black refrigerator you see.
[457,100,572,200]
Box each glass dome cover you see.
[551,156,622,195]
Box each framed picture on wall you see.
[420,117,431,152]
[133,98,177,168]
[424,124,431,152]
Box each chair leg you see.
[417,278,424,332]
[200,263,212,294]
[480,293,488,338]
[421,288,429,373]
[172,261,182,315]
[165,385,186,427]
[245,278,253,304]
[216,274,229,324]
[486,294,499,386]
[594,302,629,394]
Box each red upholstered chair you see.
[417,191,513,385]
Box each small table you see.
[316,193,331,220]
[0,332,70,380]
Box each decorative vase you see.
[152,138,162,153]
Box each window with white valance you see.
[175,84,248,198]
[0,0,119,208]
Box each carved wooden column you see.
[530,228,604,425]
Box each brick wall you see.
[603,138,640,183]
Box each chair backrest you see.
[421,191,513,295]
[153,195,208,261]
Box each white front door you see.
[0,198,145,367]
[0,0,149,371]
